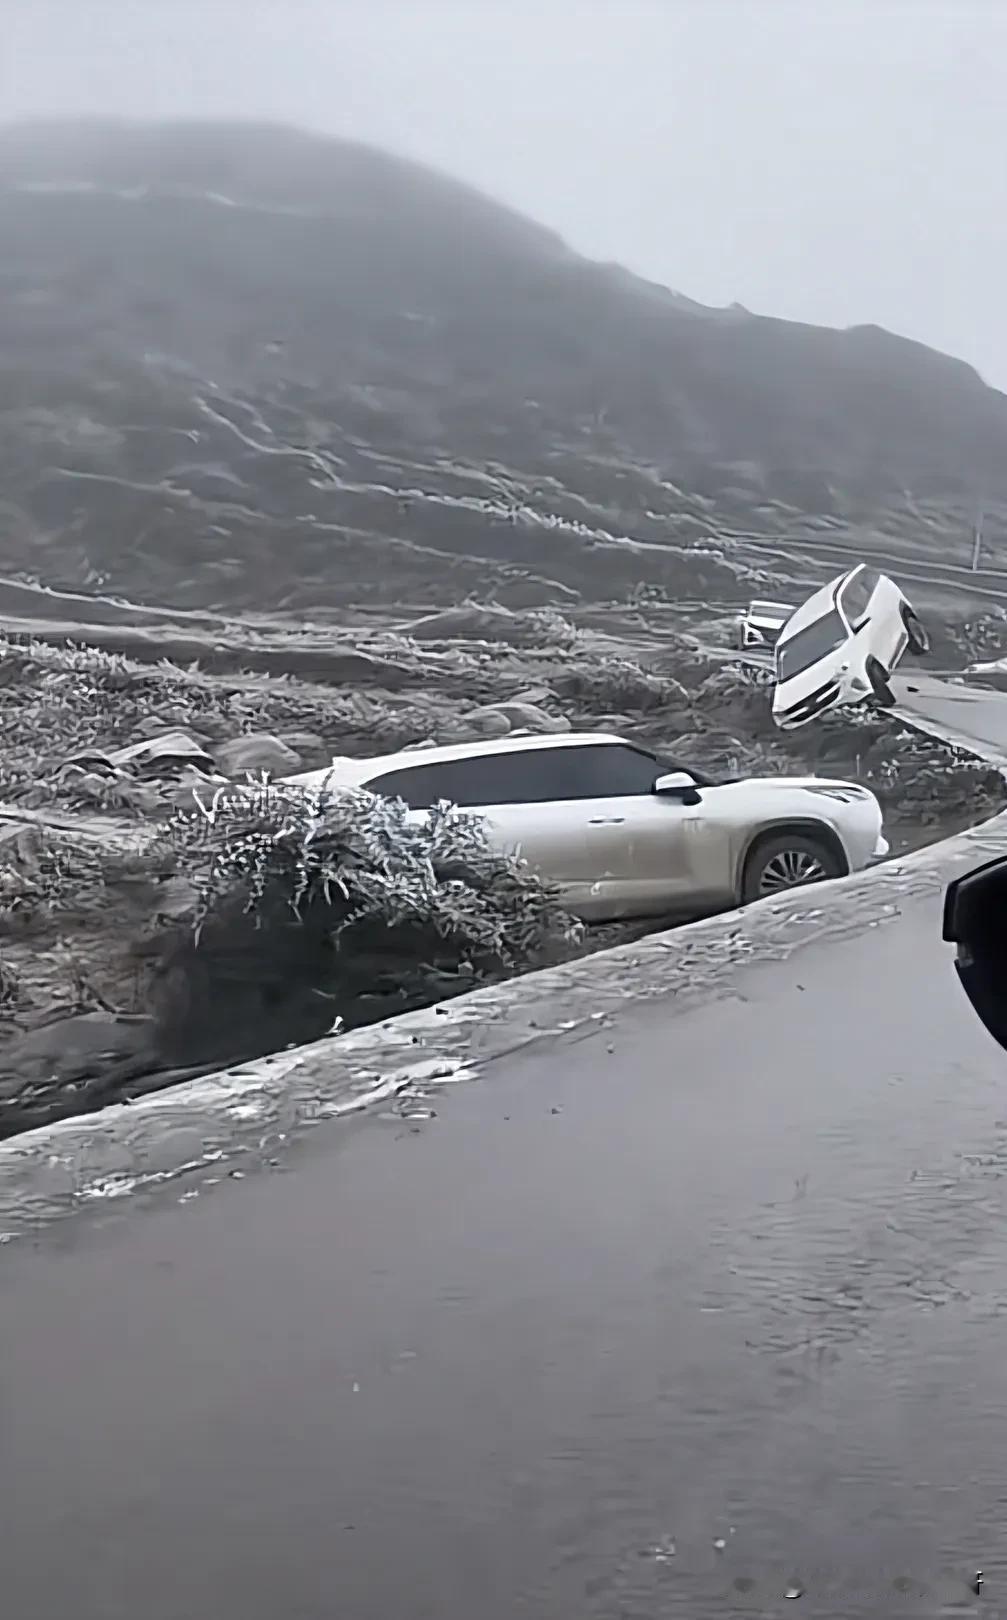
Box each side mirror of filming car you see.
[944,856,1007,1052]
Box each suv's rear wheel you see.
[865,654,896,707]
[741,830,844,903]
[902,607,930,656]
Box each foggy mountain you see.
[1,118,1004,610]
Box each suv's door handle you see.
[588,816,625,824]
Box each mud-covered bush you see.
[694,664,777,738]
[552,655,689,715]
[147,776,582,1066]
[0,826,98,929]
[0,957,24,1013]
[0,632,375,806]
[409,601,580,650]
[933,609,1007,668]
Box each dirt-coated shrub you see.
[552,656,688,714]
[147,776,582,1066]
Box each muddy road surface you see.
[1,859,1005,1620]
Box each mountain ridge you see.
[0,118,1003,609]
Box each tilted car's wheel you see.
[865,654,896,707]
[902,606,930,656]
[741,831,844,904]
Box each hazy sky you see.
[5,0,1006,386]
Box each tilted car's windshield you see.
[775,609,848,682]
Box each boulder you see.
[109,732,216,774]
[61,731,215,777]
[480,701,570,733]
[132,714,174,740]
[407,606,502,642]
[451,706,512,739]
[168,765,230,806]
[276,730,327,762]
[215,733,304,778]
[509,685,559,707]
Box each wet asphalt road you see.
[3,877,1007,1619]
[894,670,1007,759]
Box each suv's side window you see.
[370,748,602,806]
[562,743,665,798]
[363,762,452,809]
[366,752,567,808]
[438,752,569,806]
[365,744,669,808]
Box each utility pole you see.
[971,505,985,572]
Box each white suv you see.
[773,565,929,729]
[284,733,888,922]
[737,598,795,651]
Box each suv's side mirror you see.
[944,856,1007,1051]
[653,771,702,807]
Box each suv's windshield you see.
[775,609,848,682]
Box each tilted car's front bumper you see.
[868,834,890,863]
[772,679,844,728]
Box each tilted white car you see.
[283,732,888,922]
[772,564,929,729]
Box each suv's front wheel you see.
[741,830,843,903]
[865,654,896,707]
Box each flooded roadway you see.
[3,865,1007,1618]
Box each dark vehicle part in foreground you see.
[944,854,1007,1051]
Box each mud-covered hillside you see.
[2,119,1007,610]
